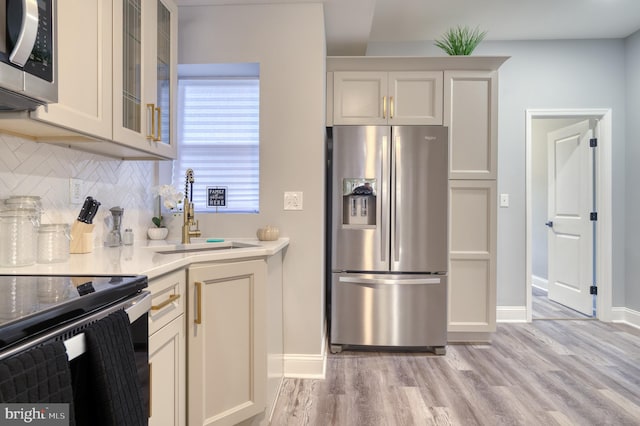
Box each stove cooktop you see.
[0,274,148,351]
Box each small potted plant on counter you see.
[148,214,169,240]
[148,184,183,240]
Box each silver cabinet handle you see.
[545,221,553,228]
[9,0,39,67]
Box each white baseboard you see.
[283,353,326,379]
[532,275,548,291]
[497,305,528,323]
[283,332,327,379]
[497,305,640,325]
[611,306,640,329]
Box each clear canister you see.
[0,208,38,267]
[37,224,71,263]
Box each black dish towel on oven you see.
[82,309,146,426]
[0,340,76,425]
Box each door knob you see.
[545,221,553,228]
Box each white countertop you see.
[0,238,289,280]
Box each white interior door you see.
[547,120,594,315]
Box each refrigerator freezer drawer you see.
[330,273,447,348]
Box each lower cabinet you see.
[149,315,185,425]
[187,260,267,426]
[448,180,497,339]
[148,270,186,426]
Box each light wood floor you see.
[271,319,640,425]
[532,286,592,320]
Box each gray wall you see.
[369,39,628,307]
[178,4,327,360]
[625,30,640,311]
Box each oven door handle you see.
[0,291,152,362]
[64,291,151,361]
[9,0,39,67]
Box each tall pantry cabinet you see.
[445,70,498,341]
[327,57,508,342]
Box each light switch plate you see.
[500,193,509,208]
[284,191,303,210]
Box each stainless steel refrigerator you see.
[328,125,448,354]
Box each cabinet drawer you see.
[149,269,186,335]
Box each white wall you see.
[369,39,628,307]
[178,4,327,366]
[625,30,640,312]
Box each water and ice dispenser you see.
[342,179,376,227]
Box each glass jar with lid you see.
[4,196,43,226]
[37,224,71,263]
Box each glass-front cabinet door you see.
[114,0,177,159]
[122,0,142,135]
[156,0,172,146]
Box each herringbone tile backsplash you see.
[0,133,156,245]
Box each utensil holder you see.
[69,221,95,254]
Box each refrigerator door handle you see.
[381,134,389,263]
[393,136,401,263]
[339,276,442,286]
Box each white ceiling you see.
[176,0,640,56]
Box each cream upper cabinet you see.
[30,0,113,139]
[333,71,443,125]
[444,70,498,179]
[148,269,186,426]
[22,0,177,160]
[188,260,267,426]
[113,0,178,159]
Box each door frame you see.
[525,108,613,322]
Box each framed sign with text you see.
[207,187,227,208]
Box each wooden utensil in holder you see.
[69,221,95,254]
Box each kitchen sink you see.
[154,241,259,255]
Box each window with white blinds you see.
[174,78,259,213]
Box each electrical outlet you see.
[284,191,303,210]
[70,178,83,204]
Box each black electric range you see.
[0,274,148,352]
